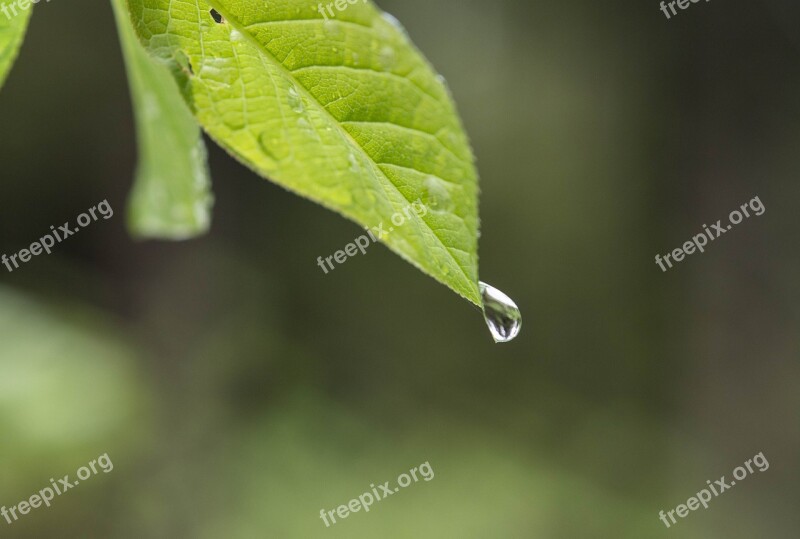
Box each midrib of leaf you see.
[205,0,477,300]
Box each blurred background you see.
[0,0,798,537]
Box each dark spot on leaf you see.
[210,9,224,24]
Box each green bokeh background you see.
[0,0,798,537]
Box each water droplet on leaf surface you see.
[422,176,453,212]
[257,131,291,168]
[378,46,397,70]
[287,86,305,114]
[479,282,521,343]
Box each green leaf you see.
[126,0,481,304]
[112,0,213,240]
[0,0,32,90]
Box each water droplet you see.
[297,117,312,130]
[479,282,522,343]
[422,176,453,212]
[141,93,160,121]
[287,86,304,114]
[257,131,291,168]
[378,45,396,70]
[222,113,246,131]
[447,132,460,147]
[348,152,360,173]
[324,20,343,38]
[256,139,279,169]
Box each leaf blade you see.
[127,0,480,303]
[111,0,213,240]
[0,2,32,91]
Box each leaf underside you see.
[112,0,213,240]
[126,0,481,304]
[0,2,32,91]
